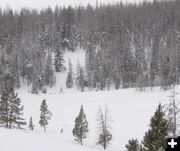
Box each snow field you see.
[6,87,171,151]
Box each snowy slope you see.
[20,48,86,93]
[1,86,177,151]
[52,48,86,93]
[1,48,179,151]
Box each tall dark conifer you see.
[72,105,89,145]
[142,104,169,151]
[66,59,74,88]
[0,87,26,129]
[54,49,65,72]
[39,99,52,132]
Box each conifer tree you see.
[142,103,169,151]
[44,52,56,87]
[72,105,89,145]
[76,64,85,92]
[39,99,52,132]
[125,139,139,151]
[0,87,26,129]
[66,59,74,88]
[54,49,65,72]
[28,116,35,130]
[31,76,39,94]
[69,25,79,52]
[0,87,10,128]
[85,43,95,88]
[96,106,112,150]
[9,88,26,129]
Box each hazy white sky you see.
[0,0,152,10]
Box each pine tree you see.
[66,59,74,88]
[149,29,161,88]
[125,139,139,151]
[76,64,85,92]
[10,51,20,89]
[96,106,112,150]
[54,49,65,72]
[8,88,26,129]
[0,87,26,129]
[28,116,35,130]
[2,72,14,94]
[44,52,56,87]
[72,105,89,145]
[121,49,137,88]
[53,23,65,73]
[31,76,39,94]
[69,25,79,52]
[39,99,52,132]
[0,87,10,128]
[142,103,169,151]
[85,43,95,88]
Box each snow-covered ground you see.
[22,48,86,93]
[1,87,177,151]
[52,48,86,92]
[1,48,179,151]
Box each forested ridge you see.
[0,0,180,93]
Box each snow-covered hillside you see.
[1,86,177,151]
[1,48,179,151]
[20,48,86,93]
[1,1,180,151]
[51,48,86,93]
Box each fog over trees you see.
[0,0,180,93]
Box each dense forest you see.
[0,0,180,93]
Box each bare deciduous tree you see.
[96,105,112,150]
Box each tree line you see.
[0,0,180,93]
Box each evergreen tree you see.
[85,43,95,89]
[69,25,79,52]
[53,22,65,73]
[1,72,15,94]
[76,64,86,91]
[28,116,35,130]
[0,87,26,129]
[66,59,74,88]
[0,87,10,128]
[121,49,137,88]
[10,50,20,89]
[8,88,26,129]
[96,106,112,150]
[39,99,52,132]
[44,52,56,87]
[72,105,89,145]
[54,49,65,72]
[159,56,172,90]
[31,76,39,94]
[125,139,139,151]
[142,104,169,151]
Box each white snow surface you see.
[1,87,178,151]
[50,48,86,93]
[1,48,179,151]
